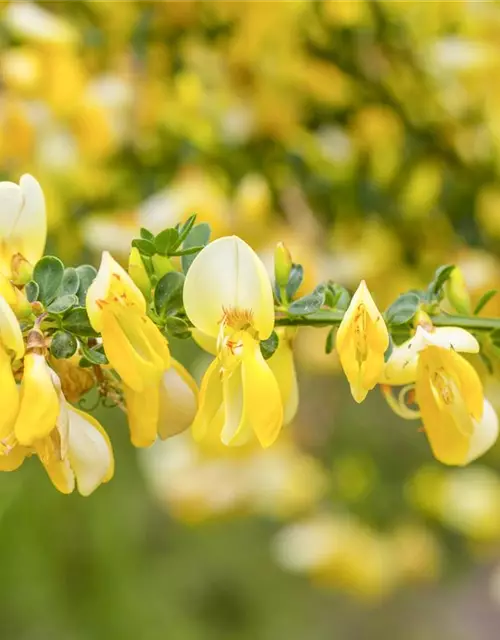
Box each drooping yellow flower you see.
[184,236,283,447]
[416,345,484,465]
[35,373,114,496]
[336,280,389,403]
[381,326,496,465]
[86,251,170,392]
[0,174,46,277]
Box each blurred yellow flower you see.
[336,280,389,403]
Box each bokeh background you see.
[3,1,500,638]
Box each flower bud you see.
[128,247,151,300]
[413,309,433,332]
[152,254,175,279]
[274,242,292,288]
[444,267,471,315]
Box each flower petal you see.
[67,408,114,495]
[0,445,29,471]
[268,331,299,425]
[465,399,498,464]
[241,337,283,447]
[124,383,160,448]
[183,236,275,339]
[14,354,59,445]
[191,358,223,442]
[0,346,20,442]
[16,174,46,265]
[0,294,24,359]
[158,359,198,439]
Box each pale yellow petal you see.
[191,329,218,355]
[124,383,160,448]
[0,294,24,359]
[16,174,46,265]
[268,334,299,425]
[0,445,29,471]
[183,236,275,339]
[158,359,198,439]
[14,354,59,445]
[67,408,114,495]
[0,346,20,442]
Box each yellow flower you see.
[381,326,496,465]
[184,236,283,447]
[124,359,198,447]
[0,174,46,277]
[336,280,389,403]
[86,251,170,392]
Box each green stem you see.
[275,310,500,333]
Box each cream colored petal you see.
[0,295,24,359]
[419,326,479,354]
[464,400,499,464]
[67,408,114,496]
[0,346,19,442]
[183,236,275,339]
[15,174,46,265]
[158,359,198,439]
[0,181,22,239]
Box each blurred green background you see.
[3,1,500,638]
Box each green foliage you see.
[260,331,279,360]
[474,290,498,315]
[75,265,97,306]
[33,256,64,304]
[285,264,304,301]
[154,272,185,318]
[288,287,325,316]
[385,293,421,326]
[181,223,211,273]
[61,308,98,337]
[50,330,78,359]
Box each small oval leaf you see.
[154,271,185,317]
[47,294,79,315]
[33,256,64,304]
[260,331,279,360]
[50,330,78,359]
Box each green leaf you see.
[154,271,185,317]
[33,256,64,304]
[288,288,325,316]
[25,280,39,303]
[325,327,336,354]
[50,330,78,359]
[474,289,498,315]
[260,331,279,360]
[285,264,304,301]
[385,292,420,326]
[75,265,97,306]
[171,245,205,257]
[181,223,211,273]
[171,214,197,251]
[59,267,80,296]
[427,264,455,299]
[140,227,155,241]
[46,294,79,315]
[132,238,156,257]
[154,228,179,255]
[62,308,98,337]
[164,316,191,339]
[326,283,351,311]
[80,342,108,365]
